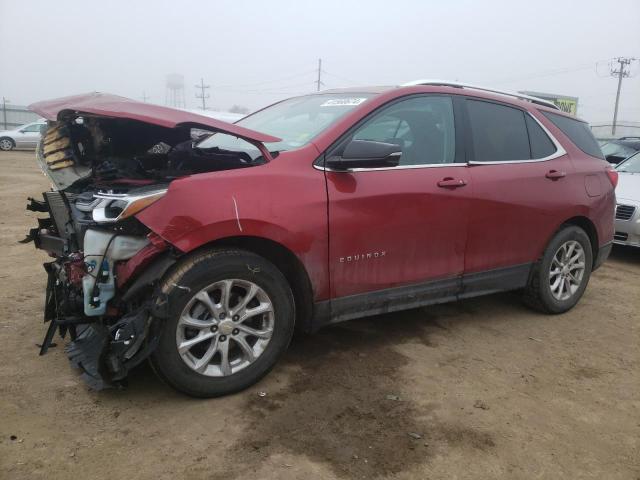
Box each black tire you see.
[523,225,593,314]
[0,137,15,151]
[149,248,295,397]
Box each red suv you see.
[27,82,616,396]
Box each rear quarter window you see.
[525,115,556,159]
[541,111,604,160]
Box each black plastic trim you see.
[311,263,532,331]
[593,241,612,271]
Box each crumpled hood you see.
[28,93,281,191]
[29,92,280,144]
[616,173,640,203]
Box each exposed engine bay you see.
[26,112,264,389]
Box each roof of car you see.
[315,82,580,119]
[617,139,640,148]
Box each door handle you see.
[545,170,566,180]
[437,177,467,188]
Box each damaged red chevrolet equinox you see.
[26,81,616,397]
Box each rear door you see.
[463,98,574,275]
[325,95,471,300]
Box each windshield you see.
[616,152,640,173]
[601,141,636,159]
[196,93,373,154]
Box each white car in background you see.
[0,119,47,151]
[614,152,640,247]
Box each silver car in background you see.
[0,119,47,151]
[614,152,640,247]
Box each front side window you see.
[542,111,604,160]
[345,96,456,166]
[467,100,531,162]
[196,93,374,158]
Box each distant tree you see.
[229,105,250,114]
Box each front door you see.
[15,123,43,148]
[325,95,471,301]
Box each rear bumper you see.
[593,241,613,270]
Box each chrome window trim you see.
[314,162,468,173]
[315,110,566,173]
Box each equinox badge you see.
[339,251,386,263]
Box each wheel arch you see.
[557,216,599,267]
[191,235,315,332]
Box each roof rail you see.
[401,79,560,110]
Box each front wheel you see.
[523,225,593,314]
[149,249,295,397]
[0,138,14,151]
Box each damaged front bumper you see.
[29,188,174,390]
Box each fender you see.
[135,145,330,301]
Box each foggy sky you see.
[1,0,638,124]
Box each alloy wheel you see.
[176,279,274,377]
[548,240,586,301]
[0,139,13,151]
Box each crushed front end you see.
[24,106,264,389]
[24,93,276,389]
[25,118,179,388]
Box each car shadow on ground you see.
[609,244,640,264]
[113,292,529,478]
[121,290,528,399]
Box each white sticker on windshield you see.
[320,98,368,107]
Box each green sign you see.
[553,98,578,115]
[520,91,579,115]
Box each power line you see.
[195,78,210,110]
[492,62,607,85]
[610,57,636,136]
[213,81,316,95]
[321,70,366,85]
[212,70,316,89]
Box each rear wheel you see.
[149,249,295,397]
[0,138,14,151]
[523,225,593,314]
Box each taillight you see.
[606,168,618,188]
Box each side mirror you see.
[326,140,401,170]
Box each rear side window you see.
[525,115,557,159]
[541,111,604,159]
[467,100,530,161]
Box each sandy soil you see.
[0,150,638,479]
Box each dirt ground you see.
[0,150,638,480]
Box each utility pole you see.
[2,97,9,130]
[610,57,635,136]
[316,58,323,92]
[195,78,210,110]
[141,91,150,102]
